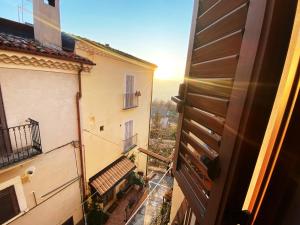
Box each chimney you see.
[32,0,62,49]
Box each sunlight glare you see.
[153,53,185,81]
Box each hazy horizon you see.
[152,78,183,102]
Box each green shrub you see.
[85,193,109,225]
[87,209,109,225]
[128,172,144,187]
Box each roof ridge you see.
[73,34,157,68]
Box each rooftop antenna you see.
[22,0,24,22]
[17,5,20,22]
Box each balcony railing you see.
[123,134,137,153]
[0,119,42,168]
[123,93,139,110]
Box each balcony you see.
[123,92,139,110]
[123,134,137,153]
[0,119,42,168]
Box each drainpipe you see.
[76,64,86,198]
[146,71,155,177]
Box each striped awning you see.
[89,156,136,196]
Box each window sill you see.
[2,211,26,225]
[123,106,139,110]
[123,144,137,154]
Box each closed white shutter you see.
[124,120,133,151]
[126,75,134,93]
[125,75,134,108]
[125,120,133,139]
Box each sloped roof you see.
[0,17,155,68]
[0,33,94,65]
[0,17,94,65]
[0,17,76,52]
[89,156,136,196]
[74,35,157,68]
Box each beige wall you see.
[169,179,185,224]
[76,45,154,180]
[0,66,83,225]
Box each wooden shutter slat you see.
[192,30,243,63]
[186,93,228,117]
[188,78,233,98]
[194,3,248,48]
[185,106,224,135]
[198,0,219,15]
[175,169,206,218]
[190,55,238,78]
[180,164,209,207]
[183,118,220,151]
[197,0,248,32]
[180,142,209,176]
[179,152,212,193]
[182,130,218,160]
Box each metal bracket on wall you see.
[171,96,184,113]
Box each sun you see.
[151,53,185,81]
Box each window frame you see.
[123,74,137,109]
[124,74,135,95]
[0,177,27,224]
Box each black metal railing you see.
[123,134,137,153]
[123,93,139,110]
[0,118,42,168]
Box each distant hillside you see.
[152,78,182,101]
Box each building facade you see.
[74,38,156,211]
[0,0,94,224]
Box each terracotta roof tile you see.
[0,33,95,65]
[90,156,136,196]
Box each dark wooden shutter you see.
[172,0,297,224]
[0,186,20,224]
[0,85,12,156]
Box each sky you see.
[0,0,194,81]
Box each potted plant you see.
[85,194,109,225]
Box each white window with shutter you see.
[124,120,134,152]
[124,75,135,109]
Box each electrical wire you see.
[125,166,172,225]
[59,166,172,225]
[83,129,121,148]
[45,141,75,154]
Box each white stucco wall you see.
[76,46,154,180]
[0,67,83,225]
[0,68,78,151]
